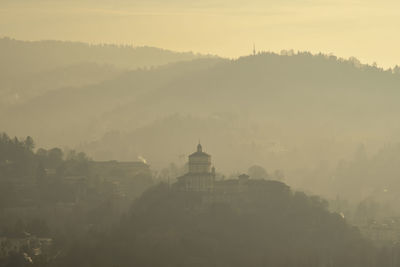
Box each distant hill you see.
[0,37,209,75]
[0,62,125,107]
[96,53,400,169]
[3,51,400,195]
[0,57,225,145]
[105,52,400,131]
[0,37,212,108]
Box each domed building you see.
[176,143,215,192]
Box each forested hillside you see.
[0,133,386,267]
[54,182,379,267]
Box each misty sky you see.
[1,0,399,67]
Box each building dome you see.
[176,142,215,192]
[188,143,211,173]
[189,143,210,158]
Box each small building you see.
[174,143,288,200]
[88,160,152,198]
[89,161,151,179]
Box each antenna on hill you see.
[253,43,256,56]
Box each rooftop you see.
[189,143,210,157]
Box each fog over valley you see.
[2,1,400,265]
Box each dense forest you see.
[0,132,93,208]
[0,133,153,267]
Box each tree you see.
[24,136,35,151]
[47,148,63,168]
[394,65,400,74]
[248,165,269,180]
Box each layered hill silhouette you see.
[3,51,400,158]
[3,50,400,203]
[0,37,209,108]
[1,57,225,146]
[0,37,206,74]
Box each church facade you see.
[176,143,215,192]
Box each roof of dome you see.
[189,143,210,157]
[189,151,210,157]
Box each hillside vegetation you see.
[54,182,377,267]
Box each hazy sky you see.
[1,0,400,67]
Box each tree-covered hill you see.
[54,182,377,267]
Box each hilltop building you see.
[176,143,215,192]
[174,143,291,207]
